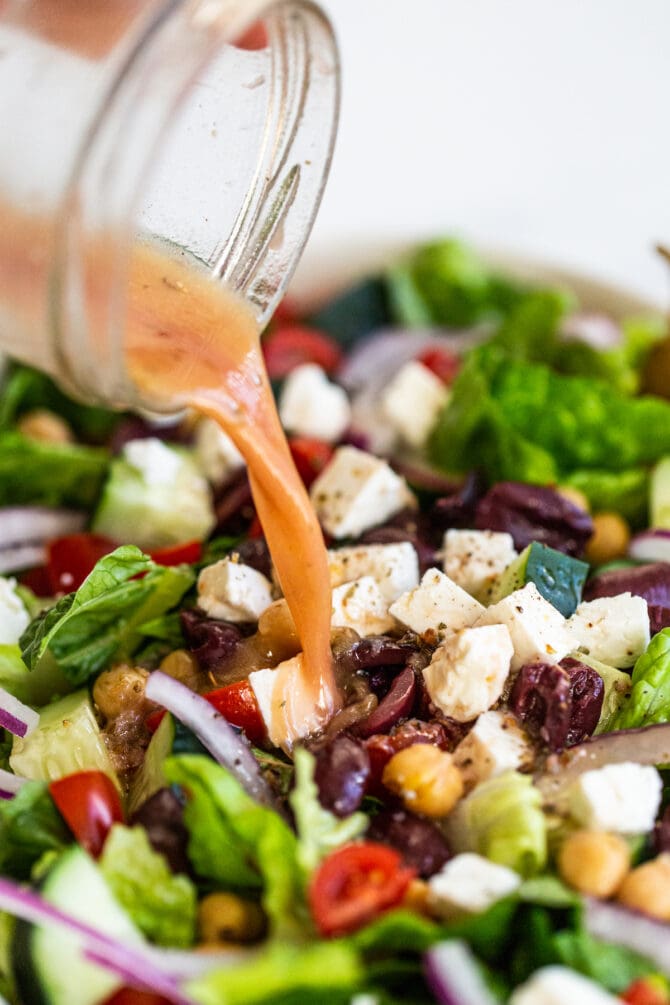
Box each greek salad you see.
[1,239,670,1004]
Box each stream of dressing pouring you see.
[125,244,340,747]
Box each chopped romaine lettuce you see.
[0,781,70,880]
[564,467,649,527]
[0,644,70,707]
[445,771,547,877]
[20,546,193,685]
[289,747,368,873]
[610,629,670,730]
[0,432,109,509]
[99,824,197,947]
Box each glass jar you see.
[0,0,339,410]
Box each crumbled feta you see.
[249,653,329,751]
[423,624,514,722]
[194,417,244,485]
[568,762,662,834]
[569,593,650,668]
[474,583,575,673]
[327,542,420,603]
[279,363,351,443]
[198,558,273,622]
[0,577,30,646]
[123,437,183,487]
[509,966,621,1004]
[309,445,416,539]
[380,360,449,449]
[443,529,517,602]
[453,710,534,787]
[427,853,521,919]
[331,576,395,636]
[389,569,484,637]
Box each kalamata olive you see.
[475,481,593,557]
[337,634,416,673]
[585,563,670,608]
[430,470,486,531]
[213,469,255,535]
[233,537,272,580]
[130,787,191,876]
[355,668,417,738]
[313,735,370,817]
[649,605,670,636]
[180,609,243,672]
[510,659,603,752]
[367,809,451,878]
[654,804,670,854]
[109,416,186,454]
[359,509,438,572]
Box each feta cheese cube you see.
[453,710,534,787]
[568,762,662,834]
[331,576,395,636]
[569,593,650,669]
[443,529,517,602]
[310,445,416,539]
[123,437,183,487]
[427,853,521,918]
[194,417,244,485]
[327,542,420,602]
[380,360,449,449]
[423,624,513,722]
[389,569,484,636]
[249,653,330,751]
[0,577,30,646]
[198,559,273,622]
[474,583,575,673]
[279,363,351,443]
[509,966,621,1004]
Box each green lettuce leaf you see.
[164,755,305,939]
[0,781,70,880]
[0,644,70,707]
[445,771,547,877]
[553,929,659,994]
[289,747,368,873]
[611,629,670,730]
[187,941,362,1005]
[564,467,649,527]
[99,824,196,947]
[20,546,193,685]
[0,432,109,509]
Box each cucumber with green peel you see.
[11,846,142,1005]
[127,712,208,816]
[488,542,589,617]
[9,689,120,787]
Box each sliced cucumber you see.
[9,689,120,787]
[489,542,589,617]
[12,846,142,1005]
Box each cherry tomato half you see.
[622,980,669,1005]
[102,990,172,1005]
[47,533,118,593]
[234,20,268,51]
[308,842,415,937]
[49,770,124,858]
[289,437,334,488]
[146,679,266,746]
[416,346,461,386]
[262,324,343,380]
[149,541,202,566]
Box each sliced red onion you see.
[391,458,462,496]
[424,940,498,1005]
[0,768,28,800]
[0,877,195,1004]
[629,530,670,564]
[0,507,86,573]
[143,944,255,981]
[0,685,39,738]
[585,897,670,974]
[536,723,670,804]
[144,671,276,808]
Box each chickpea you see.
[92,664,149,721]
[617,854,670,921]
[557,830,631,898]
[17,408,74,444]
[382,743,464,818]
[159,649,202,691]
[556,485,591,513]
[585,512,631,566]
[198,892,266,944]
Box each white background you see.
[306,0,670,307]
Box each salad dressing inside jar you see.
[0,0,341,731]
